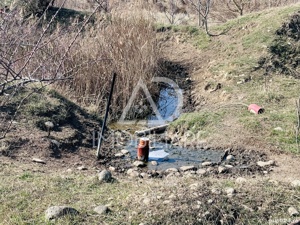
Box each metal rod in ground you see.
[96,72,117,159]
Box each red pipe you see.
[137,138,150,162]
[248,104,264,114]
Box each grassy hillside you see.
[169,4,300,154]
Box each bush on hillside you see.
[258,12,300,79]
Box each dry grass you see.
[0,161,299,225]
[53,14,161,120]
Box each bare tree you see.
[187,0,213,34]
[0,0,101,138]
[164,0,179,24]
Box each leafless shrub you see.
[0,1,102,138]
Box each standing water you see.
[147,84,182,127]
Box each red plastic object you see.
[137,138,150,162]
[248,104,264,114]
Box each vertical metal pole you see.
[96,72,117,159]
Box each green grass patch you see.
[170,111,225,138]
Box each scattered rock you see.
[207,199,214,204]
[226,155,235,162]
[257,160,275,167]
[65,169,73,173]
[206,167,213,172]
[115,153,124,157]
[165,168,179,173]
[93,205,109,215]
[180,165,195,172]
[133,161,146,167]
[45,121,55,136]
[225,165,233,168]
[291,180,300,187]
[45,121,54,129]
[236,177,247,184]
[218,166,227,173]
[32,158,46,164]
[197,169,206,175]
[151,161,158,166]
[225,188,236,197]
[288,207,300,216]
[98,170,112,182]
[274,127,284,131]
[45,206,79,220]
[201,161,212,167]
[121,149,129,154]
[77,166,87,171]
[127,169,139,177]
[109,166,116,172]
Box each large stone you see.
[151,161,158,166]
[109,166,116,172]
[94,205,109,215]
[288,207,299,216]
[165,168,179,173]
[257,160,275,167]
[180,165,195,172]
[226,155,235,162]
[121,149,129,154]
[201,162,212,167]
[45,206,79,220]
[218,166,227,173]
[225,188,236,197]
[32,158,46,164]
[127,169,139,177]
[45,121,54,129]
[114,153,124,157]
[274,127,284,132]
[98,170,112,182]
[197,169,206,175]
[225,165,233,168]
[133,161,146,167]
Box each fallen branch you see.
[135,124,169,137]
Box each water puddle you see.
[147,84,182,127]
[124,139,225,171]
